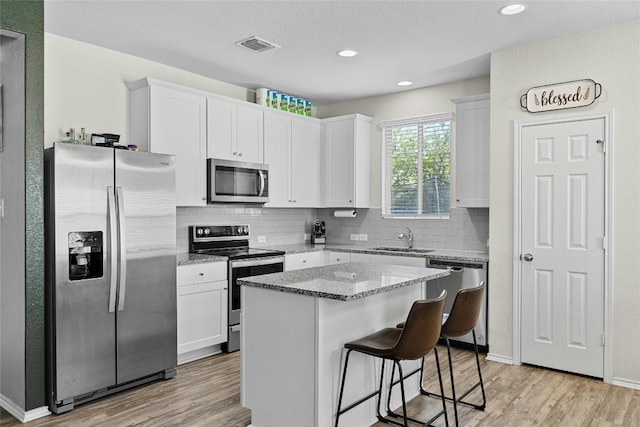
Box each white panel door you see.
[521,118,605,377]
[236,104,264,164]
[263,112,291,207]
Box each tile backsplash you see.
[176,206,318,253]
[317,208,489,252]
[177,206,489,253]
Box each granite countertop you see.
[178,244,489,266]
[238,262,449,301]
[176,252,227,266]
[263,243,489,263]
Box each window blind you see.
[381,112,452,218]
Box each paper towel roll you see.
[333,210,357,218]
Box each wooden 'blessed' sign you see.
[520,79,602,113]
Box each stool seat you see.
[344,328,402,357]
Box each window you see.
[381,113,452,218]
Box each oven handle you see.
[230,256,285,269]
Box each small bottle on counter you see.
[63,128,80,144]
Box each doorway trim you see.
[512,111,614,384]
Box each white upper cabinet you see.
[207,97,264,164]
[264,110,321,208]
[452,93,490,208]
[290,115,322,207]
[322,114,372,208]
[128,78,207,206]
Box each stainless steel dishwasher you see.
[425,258,488,352]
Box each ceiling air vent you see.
[235,36,280,53]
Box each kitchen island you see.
[239,262,449,427]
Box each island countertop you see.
[238,261,449,301]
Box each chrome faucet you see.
[397,227,413,249]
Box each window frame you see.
[380,112,453,220]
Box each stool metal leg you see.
[423,333,487,407]
[385,356,450,427]
[335,350,388,427]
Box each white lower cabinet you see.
[350,252,427,267]
[176,262,228,364]
[285,251,325,271]
[324,251,351,265]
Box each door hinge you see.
[602,236,607,250]
[596,139,606,154]
[601,333,606,347]
[0,198,4,218]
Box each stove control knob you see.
[203,228,210,235]
[243,227,249,235]
[197,228,203,235]
[237,227,243,235]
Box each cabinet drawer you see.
[285,251,325,271]
[325,251,351,265]
[177,262,227,286]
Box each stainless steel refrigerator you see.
[45,143,177,413]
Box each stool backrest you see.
[441,281,485,338]
[392,290,446,360]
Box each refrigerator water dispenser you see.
[68,231,103,280]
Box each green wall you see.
[0,0,45,410]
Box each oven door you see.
[208,158,269,203]
[226,256,284,352]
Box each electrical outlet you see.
[358,234,368,241]
[304,233,310,241]
[350,234,359,241]
[257,235,266,243]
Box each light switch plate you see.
[257,235,266,243]
[358,234,368,241]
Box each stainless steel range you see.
[189,225,284,352]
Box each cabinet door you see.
[455,96,490,207]
[150,86,207,206]
[177,280,228,355]
[236,104,264,164]
[291,117,321,207]
[263,112,291,207]
[324,251,351,265]
[324,119,355,207]
[207,97,235,160]
[285,251,325,271]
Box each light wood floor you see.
[2,347,639,426]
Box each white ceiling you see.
[44,0,640,106]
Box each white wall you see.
[490,20,640,385]
[316,76,490,208]
[44,34,252,147]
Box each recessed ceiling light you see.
[499,3,527,15]
[397,81,413,87]
[337,49,358,57]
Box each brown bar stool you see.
[334,291,449,427]
[393,281,486,426]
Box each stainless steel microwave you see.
[207,159,269,204]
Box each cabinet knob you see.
[349,200,353,203]
[199,272,204,276]
[292,199,296,203]
[238,152,243,157]
[302,260,307,263]
[233,151,238,155]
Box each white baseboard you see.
[486,353,514,365]
[0,394,50,423]
[177,344,222,365]
[611,377,640,390]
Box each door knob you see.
[522,253,534,262]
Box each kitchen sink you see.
[372,247,434,253]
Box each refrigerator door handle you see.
[116,186,127,311]
[107,186,118,313]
